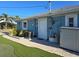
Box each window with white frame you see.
[65,14,77,27]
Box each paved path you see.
[0,32,79,57]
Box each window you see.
[23,22,27,28]
[69,18,74,27]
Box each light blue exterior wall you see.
[47,16,53,39]
[16,20,28,30]
[16,16,65,39]
[28,19,38,36]
[16,15,65,39]
[47,16,65,38]
[16,19,38,36]
[28,19,35,32]
[77,14,79,27]
[16,21,22,30]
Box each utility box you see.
[60,27,79,52]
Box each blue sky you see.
[0,1,79,18]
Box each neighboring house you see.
[0,16,17,29]
[17,5,79,52]
[0,16,17,24]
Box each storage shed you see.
[60,27,79,52]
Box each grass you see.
[0,35,61,57]
[0,44,15,56]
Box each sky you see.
[0,1,79,18]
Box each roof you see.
[21,5,79,21]
[0,17,17,24]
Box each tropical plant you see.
[9,27,17,36]
[15,16,20,20]
[2,13,17,29]
[2,13,8,29]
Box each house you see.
[16,19,28,31]
[0,16,17,29]
[17,5,79,52]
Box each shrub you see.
[16,30,27,37]
[16,30,21,36]
[12,28,17,36]
[9,28,17,36]
[12,29,29,37]
[23,30,29,37]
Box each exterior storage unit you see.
[60,27,79,52]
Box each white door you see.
[38,18,47,40]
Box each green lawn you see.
[0,35,61,57]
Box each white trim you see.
[61,27,79,30]
[65,14,78,27]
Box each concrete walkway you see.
[0,32,79,57]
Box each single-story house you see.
[17,5,79,52]
[16,19,28,30]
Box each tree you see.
[2,13,8,29]
[15,16,20,20]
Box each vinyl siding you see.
[28,19,38,35]
[77,14,79,27]
[16,21,22,30]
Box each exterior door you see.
[38,18,47,40]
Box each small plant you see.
[12,28,17,36]
[23,30,29,37]
[53,33,56,38]
[16,30,21,36]
[15,30,28,37]
[49,33,56,38]
[9,27,17,36]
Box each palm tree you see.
[2,13,8,29]
[15,16,20,20]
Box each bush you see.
[23,30,29,37]
[16,30,21,36]
[13,28,17,36]
[10,29,29,37]
[15,30,28,37]
[9,28,17,36]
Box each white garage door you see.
[38,18,47,40]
